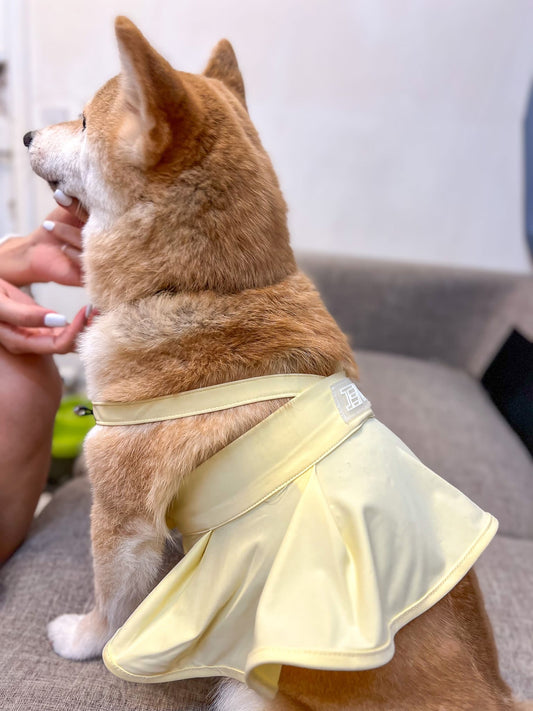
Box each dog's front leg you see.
[48,496,165,660]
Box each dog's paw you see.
[48,613,106,660]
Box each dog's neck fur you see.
[79,270,358,403]
[82,200,296,313]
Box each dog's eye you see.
[81,114,86,131]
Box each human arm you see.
[0,196,89,561]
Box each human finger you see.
[25,239,83,287]
[0,297,67,328]
[0,306,87,355]
[61,244,82,263]
[0,282,67,328]
[41,219,83,252]
[45,305,88,354]
[52,190,89,223]
[43,204,86,229]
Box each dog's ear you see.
[114,16,201,167]
[204,39,247,109]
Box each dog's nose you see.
[23,131,35,148]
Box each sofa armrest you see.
[297,252,533,377]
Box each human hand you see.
[0,278,89,355]
[0,193,87,288]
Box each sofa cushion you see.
[354,349,533,539]
[0,477,212,711]
[298,253,533,378]
[476,535,533,700]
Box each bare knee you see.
[0,347,62,434]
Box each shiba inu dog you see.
[25,16,528,711]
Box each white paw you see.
[47,613,106,660]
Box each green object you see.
[51,394,94,459]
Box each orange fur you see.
[28,16,523,710]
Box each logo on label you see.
[330,378,370,423]
[339,383,365,410]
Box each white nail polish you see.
[42,220,55,231]
[44,313,67,327]
[53,189,73,207]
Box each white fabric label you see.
[330,379,369,423]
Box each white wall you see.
[7,0,533,326]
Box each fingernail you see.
[43,220,55,231]
[84,304,93,319]
[44,313,67,327]
[53,189,73,207]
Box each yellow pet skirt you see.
[102,373,497,697]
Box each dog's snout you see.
[23,131,35,148]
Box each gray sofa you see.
[1,254,531,710]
